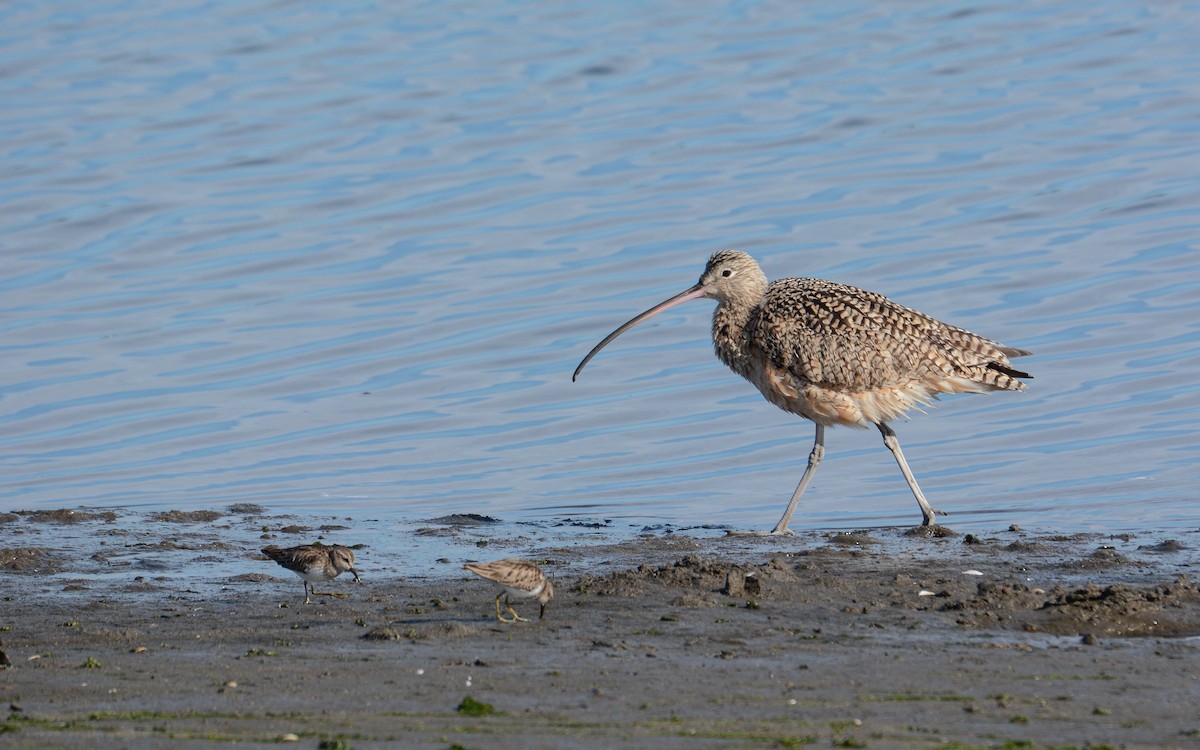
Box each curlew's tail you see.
[997,345,1033,360]
[987,360,1032,381]
[972,348,1031,391]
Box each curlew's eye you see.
[722,269,733,277]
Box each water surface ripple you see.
[2,1,1198,537]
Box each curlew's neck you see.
[711,292,759,378]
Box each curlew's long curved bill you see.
[572,282,708,381]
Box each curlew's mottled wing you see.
[748,278,1030,394]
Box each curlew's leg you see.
[771,423,826,534]
[303,582,313,605]
[728,424,825,536]
[877,423,944,526]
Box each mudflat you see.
[1,510,1198,749]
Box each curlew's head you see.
[697,250,769,306]
[572,250,768,381]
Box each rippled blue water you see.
[3,0,1199,538]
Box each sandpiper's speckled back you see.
[262,544,359,580]
[464,558,553,604]
[702,250,1031,427]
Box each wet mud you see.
[0,509,1197,748]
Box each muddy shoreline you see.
[2,510,1198,748]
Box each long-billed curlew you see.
[573,250,1031,535]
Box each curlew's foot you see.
[916,508,949,527]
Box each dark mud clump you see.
[229,573,278,583]
[954,576,1200,637]
[227,503,267,515]
[570,542,1200,641]
[362,623,474,641]
[428,513,499,526]
[1066,546,1140,570]
[1039,579,1200,636]
[417,513,501,537]
[15,509,117,524]
[573,555,799,598]
[150,510,223,523]
[405,622,475,640]
[1140,539,1186,553]
[362,627,402,641]
[824,532,882,547]
[0,547,66,574]
[904,524,957,538]
[1004,539,1044,552]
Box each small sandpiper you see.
[464,558,554,623]
[262,544,361,604]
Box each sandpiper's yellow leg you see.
[310,589,348,599]
[505,598,529,622]
[493,594,517,622]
